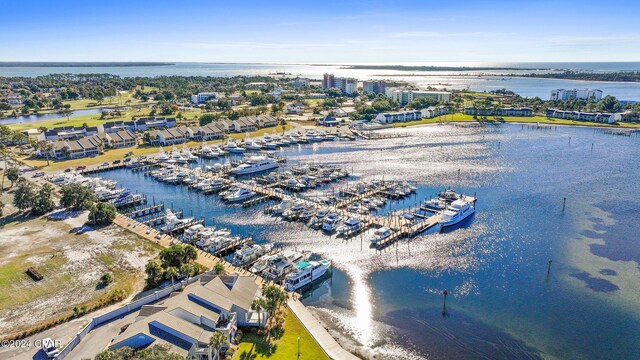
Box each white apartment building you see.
[550,88,603,101]
[191,92,219,104]
[386,89,451,105]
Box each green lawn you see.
[235,308,329,360]
[392,113,640,129]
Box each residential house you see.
[231,117,258,133]
[39,126,100,141]
[186,124,224,141]
[6,91,24,106]
[148,126,188,145]
[108,275,266,360]
[318,115,340,127]
[374,110,423,124]
[102,130,137,148]
[287,102,305,114]
[256,114,278,128]
[45,135,104,159]
[546,109,622,123]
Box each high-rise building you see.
[550,88,603,101]
[322,73,357,95]
[362,80,388,94]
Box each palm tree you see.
[213,262,225,275]
[208,331,228,360]
[251,298,266,327]
[165,266,179,287]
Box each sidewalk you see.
[288,300,360,360]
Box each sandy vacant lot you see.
[0,209,160,337]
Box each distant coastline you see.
[342,64,547,71]
[0,62,175,67]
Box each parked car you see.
[76,165,86,170]
[102,162,109,166]
[64,168,72,172]
[123,158,132,162]
[32,171,45,178]
[113,160,121,164]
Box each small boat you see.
[439,199,475,227]
[423,198,446,211]
[285,259,331,291]
[157,147,169,162]
[160,209,193,233]
[369,227,393,245]
[245,140,263,151]
[337,217,361,235]
[321,213,341,232]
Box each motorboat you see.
[231,156,279,175]
[227,141,246,154]
[321,213,342,232]
[369,227,393,245]
[181,145,199,162]
[269,199,293,215]
[224,188,255,202]
[423,197,447,211]
[160,209,193,233]
[244,140,263,151]
[285,259,331,291]
[337,217,361,235]
[183,224,205,243]
[157,147,169,162]
[261,250,310,281]
[439,199,475,227]
[231,243,272,267]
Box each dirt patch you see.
[0,212,161,337]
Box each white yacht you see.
[231,244,272,267]
[181,145,198,162]
[227,142,246,154]
[321,213,342,232]
[261,250,310,281]
[224,188,255,202]
[423,198,446,211]
[439,199,475,227]
[269,199,293,215]
[250,253,278,274]
[369,227,393,245]
[244,140,263,151]
[157,147,169,162]
[337,217,361,235]
[183,224,205,243]
[160,209,193,233]
[285,259,331,291]
[231,156,279,175]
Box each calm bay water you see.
[95,124,640,360]
[2,62,640,100]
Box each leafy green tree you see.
[262,285,287,319]
[165,266,179,287]
[5,167,19,188]
[100,272,114,286]
[199,113,215,126]
[32,183,56,215]
[407,97,439,110]
[145,260,163,288]
[89,202,116,225]
[35,140,54,165]
[60,183,96,210]
[13,178,35,212]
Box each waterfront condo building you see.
[362,80,388,94]
[550,88,603,101]
[322,74,357,95]
[191,92,219,104]
[386,89,451,105]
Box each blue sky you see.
[1,0,639,63]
